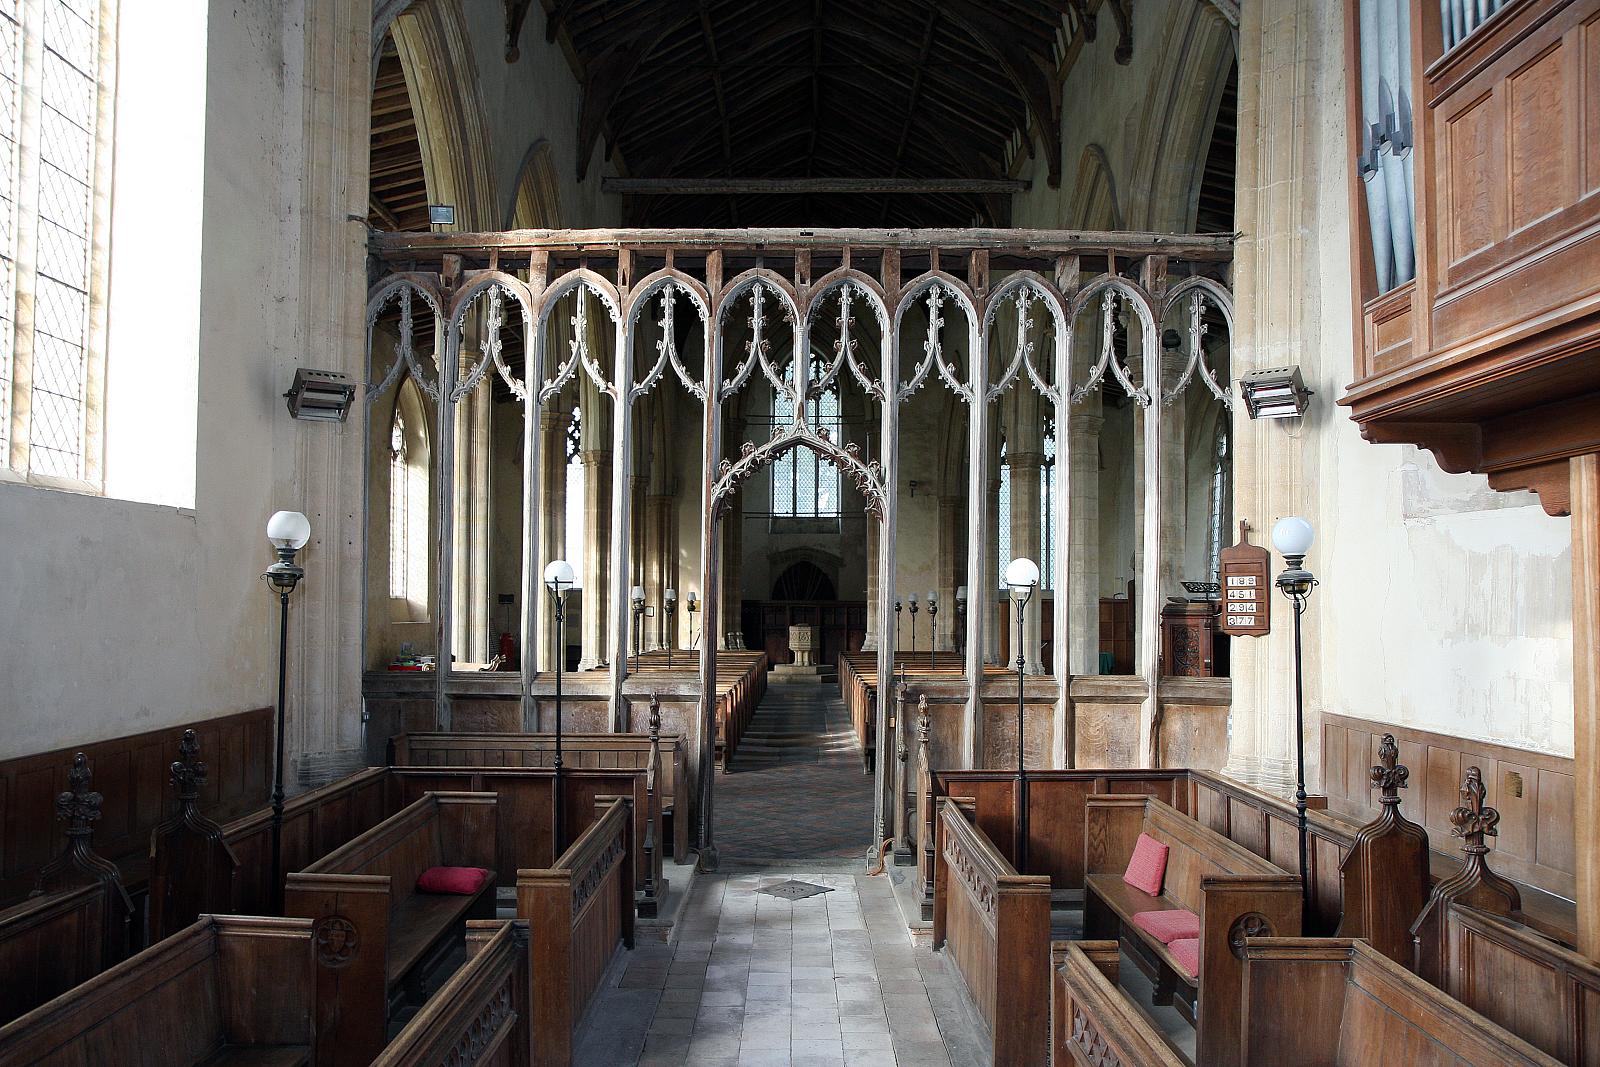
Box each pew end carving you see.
[1333,733,1429,965]
[149,729,241,942]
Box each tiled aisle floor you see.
[573,864,988,1067]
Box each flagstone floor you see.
[572,863,989,1067]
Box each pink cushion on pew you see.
[1131,909,1200,944]
[416,866,490,895]
[1167,937,1201,979]
[1122,833,1169,896]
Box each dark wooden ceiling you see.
[369,38,430,231]
[525,0,1130,228]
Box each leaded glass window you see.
[771,357,841,519]
[0,0,113,485]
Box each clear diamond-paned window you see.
[770,356,841,521]
[0,0,112,487]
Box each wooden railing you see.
[1052,941,1186,1067]
[519,796,635,1067]
[371,919,532,1067]
[931,797,1050,1066]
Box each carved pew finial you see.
[171,728,207,803]
[1410,765,1521,984]
[56,752,104,838]
[1450,766,1500,852]
[647,692,661,741]
[1371,733,1409,804]
[916,693,931,747]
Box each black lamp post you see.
[664,588,677,668]
[1272,516,1318,912]
[544,559,576,853]
[894,599,902,654]
[926,591,938,671]
[1004,557,1039,873]
[631,585,646,673]
[263,510,309,912]
[908,594,920,660]
[686,591,700,650]
[955,585,968,657]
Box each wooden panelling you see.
[0,709,272,904]
[372,920,532,1067]
[1508,43,1570,230]
[1446,90,1504,262]
[1322,712,1576,898]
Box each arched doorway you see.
[771,561,836,601]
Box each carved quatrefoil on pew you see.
[313,915,360,968]
[1228,912,1273,959]
[758,879,834,901]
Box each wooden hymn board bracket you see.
[1219,520,1271,637]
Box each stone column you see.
[1158,339,1188,600]
[863,518,880,650]
[1226,0,1331,796]
[451,369,492,666]
[1009,451,1045,674]
[937,495,961,650]
[537,409,568,671]
[984,473,1002,665]
[646,493,672,648]
[1067,408,1103,674]
[578,448,611,670]
[286,0,369,783]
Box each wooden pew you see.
[387,765,656,913]
[1052,940,1186,1067]
[370,919,532,1067]
[920,767,1190,918]
[284,791,499,1067]
[1242,937,1562,1066]
[518,796,635,1067]
[389,720,685,866]
[149,730,240,941]
[838,651,965,773]
[1083,794,1301,1067]
[1444,904,1600,1067]
[931,797,1050,1066]
[626,649,767,772]
[0,884,110,1026]
[0,914,318,1066]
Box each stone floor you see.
[573,679,987,1066]
[573,862,989,1067]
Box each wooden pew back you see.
[519,797,635,1067]
[0,915,316,1066]
[1052,940,1186,1067]
[286,791,499,1067]
[1445,905,1600,1067]
[0,884,108,1026]
[1085,794,1301,1067]
[931,797,1050,1066]
[1243,938,1562,1066]
[371,919,532,1067]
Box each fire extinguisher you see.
[498,630,518,669]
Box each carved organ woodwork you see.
[1340,0,1600,515]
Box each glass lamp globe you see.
[1271,516,1315,558]
[266,511,311,551]
[543,559,576,590]
[1004,557,1040,596]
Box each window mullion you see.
[5,0,43,474]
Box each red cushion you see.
[1132,909,1200,944]
[1168,937,1200,979]
[416,866,490,895]
[1122,833,1169,896]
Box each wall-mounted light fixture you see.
[1239,366,1313,420]
[284,368,356,422]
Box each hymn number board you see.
[1218,522,1271,637]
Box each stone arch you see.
[508,140,562,229]
[386,0,498,231]
[1072,145,1124,230]
[1123,2,1237,231]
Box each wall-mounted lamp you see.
[1239,366,1313,420]
[427,203,456,226]
[284,368,356,422]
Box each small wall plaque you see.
[1218,521,1271,637]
